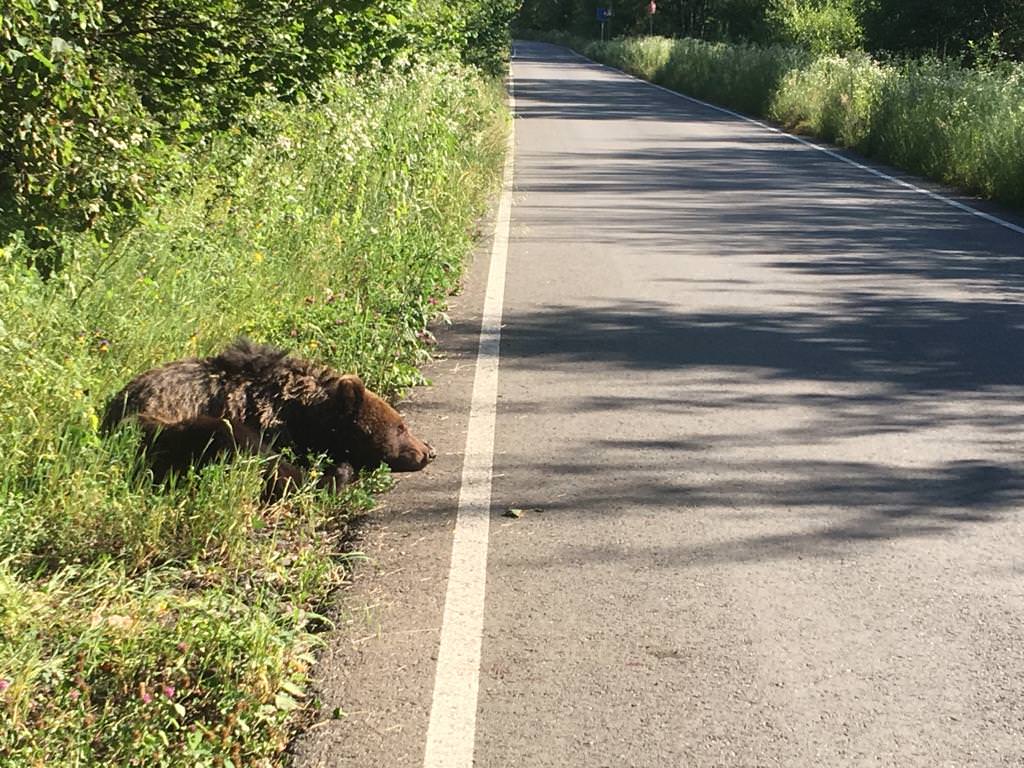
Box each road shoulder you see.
[291,203,498,767]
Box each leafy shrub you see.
[517,0,1024,60]
[770,50,886,145]
[0,1,164,256]
[860,0,1024,61]
[1,0,514,262]
[770,53,1024,205]
[766,0,863,54]
[463,0,521,75]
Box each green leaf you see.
[274,691,299,711]
[29,49,53,71]
[279,679,306,698]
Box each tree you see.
[1,0,519,261]
[859,0,1024,60]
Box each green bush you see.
[860,0,1024,61]
[766,0,862,54]
[584,35,673,80]
[0,1,164,253]
[1,0,515,261]
[770,53,1024,204]
[770,50,886,145]
[468,0,524,74]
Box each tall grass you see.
[559,33,811,123]
[850,60,1024,203]
[0,62,507,765]
[776,54,1024,204]
[532,32,1024,208]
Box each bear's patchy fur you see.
[104,339,435,497]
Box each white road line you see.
[554,43,1024,239]
[422,65,516,768]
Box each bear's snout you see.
[387,438,435,472]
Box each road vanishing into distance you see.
[295,40,1024,768]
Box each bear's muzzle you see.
[388,440,435,472]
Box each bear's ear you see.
[327,374,365,415]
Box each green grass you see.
[0,62,507,765]
[589,36,810,117]
[529,32,1024,209]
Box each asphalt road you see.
[297,40,1024,767]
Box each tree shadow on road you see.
[481,290,1024,564]
[499,297,1024,393]
[489,45,1024,562]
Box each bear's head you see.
[309,374,435,472]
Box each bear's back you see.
[103,357,228,429]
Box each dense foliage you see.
[0,0,517,264]
[861,0,1024,60]
[516,0,1024,60]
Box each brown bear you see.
[103,339,435,498]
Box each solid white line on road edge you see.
[550,43,1024,239]
[422,68,516,768]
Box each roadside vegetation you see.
[517,1,1024,209]
[1,1,513,765]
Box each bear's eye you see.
[397,424,407,434]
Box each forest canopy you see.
[516,0,1024,60]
